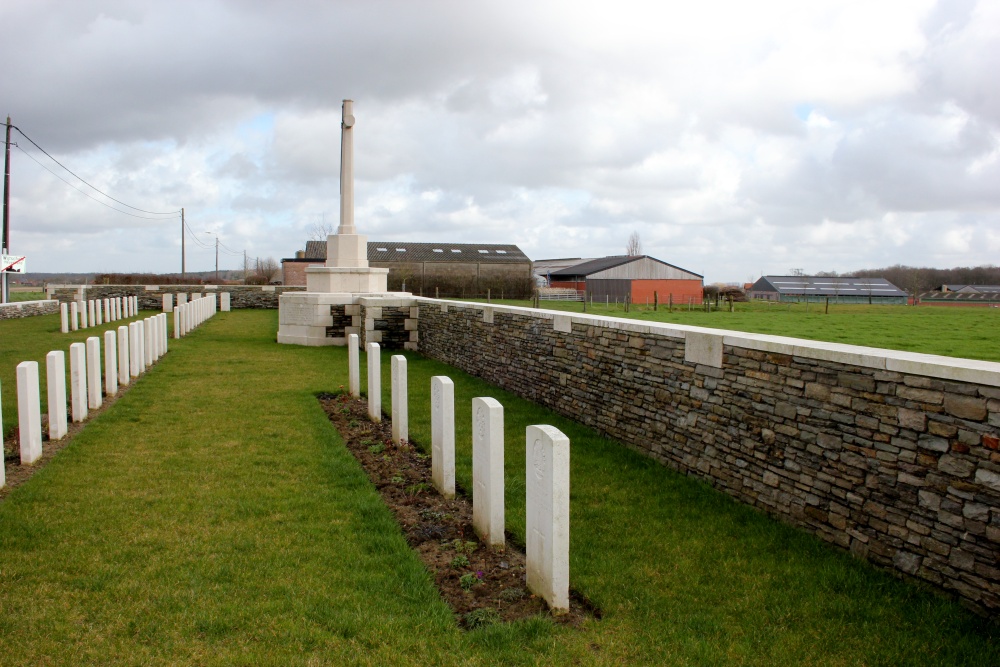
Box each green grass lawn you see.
[1,310,996,665]
[475,299,1000,362]
[7,289,46,302]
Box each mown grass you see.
[7,290,46,302]
[1,310,996,665]
[475,298,1000,362]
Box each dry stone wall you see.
[415,298,1000,613]
[0,299,59,320]
[46,284,304,309]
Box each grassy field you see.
[0,310,996,665]
[472,299,1000,363]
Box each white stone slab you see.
[95,299,102,326]
[137,320,147,371]
[104,330,118,396]
[173,306,180,339]
[525,424,570,612]
[177,292,188,306]
[367,342,381,422]
[70,342,88,422]
[472,397,505,546]
[221,292,230,311]
[86,337,102,409]
[117,325,130,386]
[70,301,79,331]
[163,293,173,313]
[391,355,408,444]
[16,361,43,465]
[349,334,360,397]
[144,317,154,365]
[431,376,456,499]
[128,322,141,378]
[103,299,110,322]
[60,303,69,333]
[685,330,724,368]
[80,301,88,328]
[45,351,68,441]
[88,300,96,328]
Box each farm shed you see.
[282,240,533,297]
[548,255,703,304]
[749,276,908,304]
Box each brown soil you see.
[318,391,596,629]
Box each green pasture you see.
[0,310,996,665]
[477,298,1000,362]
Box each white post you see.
[46,351,68,441]
[163,293,173,313]
[86,336,102,409]
[348,333,360,397]
[525,424,571,613]
[431,376,455,499]
[173,306,180,339]
[16,361,43,465]
[79,301,88,328]
[103,298,110,322]
[177,292,187,306]
[144,317,154,366]
[391,355,408,444]
[117,325,130,386]
[160,314,168,355]
[221,292,230,311]
[128,322,141,378]
[88,300,96,328]
[70,301,79,330]
[95,299,103,326]
[116,296,122,319]
[60,302,69,333]
[137,319,147,371]
[104,330,118,396]
[366,342,381,422]
[70,342,88,422]
[473,397,505,546]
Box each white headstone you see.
[431,376,455,499]
[86,336,102,409]
[16,361,43,464]
[473,397,505,546]
[116,296,122,319]
[173,306,180,339]
[95,299,103,326]
[391,355,408,444]
[60,302,69,333]
[367,342,381,422]
[70,301,79,331]
[177,292,187,306]
[525,424,570,612]
[104,330,118,396]
[128,322,141,378]
[348,334,360,397]
[136,320,147,371]
[103,298,110,322]
[163,293,173,313]
[144,318,154,366]
[69,342,88,422]
[79,301,88,328]
[117,325,130,386]
[88,300,96,328]
[221,292,230,311]
[45,351,68,441]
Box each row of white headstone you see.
[172,295,217,339]
[160,291,231,314]
[344,332,571,613]
[60,296,139,333]
[1,314,170,490]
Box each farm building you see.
[281,240,534,298]
[748,276,908,304]
[548,255,703,304]
[938,284,1000,294]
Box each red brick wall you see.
[631,279,703,304]
[550,280,586,291]
[282,261,324,286]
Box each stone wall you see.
[414,298,1000,613]
[46,284,305,309]
[0,299,59,320]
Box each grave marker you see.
[473,397,505,546]
[86,337,102,409]
[46,351,68,440]
[69,342,88,422]
[117,326,130,386]
[128,322,141,378]
[16,361,43,464]
[391,355,408,444]
[163,293,173,313]
[348,334,360,397]
[95,299,102,326]
[88,300,96,328]
[80,301,88,328]
[70,301,79,331]
[60,303,69,333]
[431,376,455,499]
[104,330,118,396]
[367,342,381,422]
[525,424,570,612]
[221,292,230,311]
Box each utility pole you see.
[243,250,248,282]
[181,207,186,277]
[2,116,12,304]
[215,236,219,281]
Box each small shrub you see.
[368,443,385,454]
[391,475,404,484]
[498,587,525,602]
[450,555,470,569]
[459,572,482,591]
[405,482,431,496]
[451,540,478,555]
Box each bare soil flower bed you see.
[318,391,594,629]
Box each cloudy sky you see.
[2,0,997,283]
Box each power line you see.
[12,124,180,216]
[14,144,180,221]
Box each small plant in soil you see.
[348,419,359,428]
[405,482,431,496]
[498,587,526,602]
[450,555,470,569]
[451,540,478,555]
[391,475,404,484]
[368,442,386,454]
[464,608,501,630]
[459,572,483,591]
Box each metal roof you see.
[941,284,1000,293]
[550,255,702,280]
[752,276,907,297]
[301,240,529,263]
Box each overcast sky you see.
[2,0,997,283]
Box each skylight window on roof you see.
[478,249,488,254]
[451,249,461,253]
[496,250,507,254]
[396,248,406,252]
[376,247,388,252]
[433,249,443,252]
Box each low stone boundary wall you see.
[45,285,305,310]
[412,298,1000,613]
[0,299,59,320]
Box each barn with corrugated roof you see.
[748,276,908,304]
[548,255,703,304]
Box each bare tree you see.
[626,231,643,256]
[255,257,281,284]
[308,218,334,241]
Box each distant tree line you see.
[817,264,1000,294]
